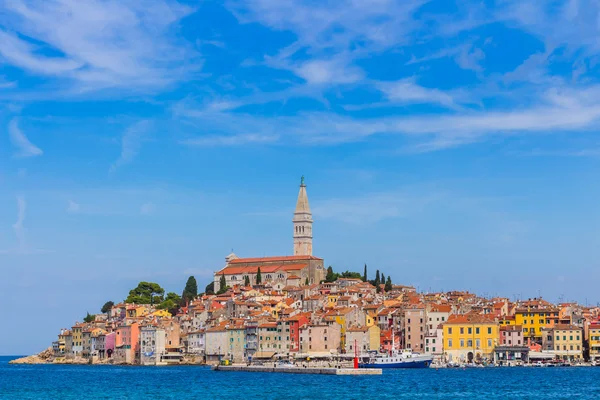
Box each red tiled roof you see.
[217,264,308,275]
[230,255,322,263]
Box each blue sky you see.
[1,0,600,354]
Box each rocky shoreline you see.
[8,349,206,366]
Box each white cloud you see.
[8,118,43,158]
[314,192,436,224]
[174,85,600,150]
[110,120,152,172]
[67,200,81,214]
[13,195,26,251]
[182,133,279,147]
[376,78,457,108]
[293,59,364,85]
[0,0,199,91]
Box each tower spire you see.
[293,176,313,256]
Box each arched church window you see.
[231,276,237,281]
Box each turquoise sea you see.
[2,356,600,399]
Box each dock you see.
[212,365,382,375]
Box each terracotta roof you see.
[216,264,308,275]
[229,255,322,263]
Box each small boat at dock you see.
[359,349,433,369]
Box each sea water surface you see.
[2,356,600,399]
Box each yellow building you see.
[552,324,583,361]
[71,324,83,356]
[443,314,499,363]
[514,307,559,342]
[589,324,600,362]
[151,309,172,318]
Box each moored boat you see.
[359,349,433,369]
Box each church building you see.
[213,178,325,291]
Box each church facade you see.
[214,178,325,291]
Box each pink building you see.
[115,322,140,363]
[500,325,523,346]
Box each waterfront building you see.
[500,325,524,346]
[63,331,73,356]
[443,314,499,363]
[205,325,228,364]
[140,325,166,366]
[551,324,583,361]
[114,322,140,364]
[213,179,325,292]
[514,305,559,343]
[589,322,600,362]
[187,330,205,355]
[96,331,115,359]
[71,324,83,356]
[402,305,427,352]
[424,328,443,356]
[226,323,246,363]
[346,325,381,353]
[299,323,341,356]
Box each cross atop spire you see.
[295,177,311,214]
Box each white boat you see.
[359,348,433,369]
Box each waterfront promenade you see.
[212,364,382,375]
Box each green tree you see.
[216,285,230,295]
[205,282,215,295]
[244,275,250,286]
[256,267,262,284]
[219,274,226,291]
[83,312,95,323]
[182,276,198,305]
[101,301,114,314]
[385,276,393,292]
[375,270,381,286]
[325,266,337,282]
[158,293,181,315]
[363,264,368,282]
[305,277,309,285]
[125,281,165,305]
[340,271,362,279]
[381,273,385,285]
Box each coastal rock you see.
[9,347,53,364]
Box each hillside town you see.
[36,180,600,366]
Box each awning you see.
[528,351,555,359]
[253,351,276,359]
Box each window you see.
[460,339,464,347]
[475,339,480,348]
[467,339,473,347]
[468,328,472,334]
[487,339,492,347]
[460,328,464,334]
[487,327,492,334]
[448,328,452,334]
[475,327,480,334]
[448,339,453,347]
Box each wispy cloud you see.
[182,133,279,147]
[110,120,152,172]
[13,196,26,252]
[67,200,81,214]
[314,192,439,224]
[8,118,43,158]
[174,85,600,150]
[0,0,200,92]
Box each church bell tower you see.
[293,176,313,256]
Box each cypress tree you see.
[182,276,198,305]
[256,267,262,284]
[385,276,393,292]
[381,273,386,286]
[244,275,250,286]
[219,274,226,291]
[375,270,380,286]
[363,264,368,282]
